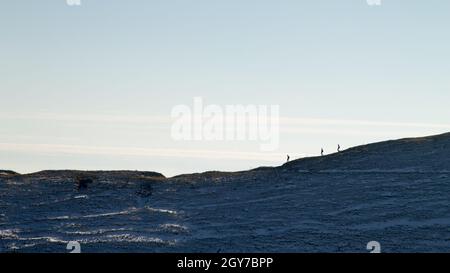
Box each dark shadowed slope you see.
[168,132,450,184]
[280,132,450,173]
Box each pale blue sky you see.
[1,0,450,176]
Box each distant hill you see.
[170,132,450,183]
[0,170,165,185]
[22,170,165,179]
[281,132,450,173]
[0,170,20,177]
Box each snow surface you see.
[1,133,450,253]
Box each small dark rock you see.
[136,182,153,197]
[76,177,94,190]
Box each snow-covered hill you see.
[1,133,450,253]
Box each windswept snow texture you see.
[1,133,450,253]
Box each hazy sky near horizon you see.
[1,0,450,176]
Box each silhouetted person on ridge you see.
[338,144,341,152]
[287,155,290,162]
[321,148,324,156]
